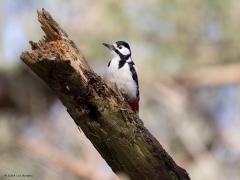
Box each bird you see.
[102,41,140,114]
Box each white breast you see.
[104,57,137,101]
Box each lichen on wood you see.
[20,8,190,180]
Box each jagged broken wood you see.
[20,9,190,180]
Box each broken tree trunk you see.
[20,9,190,180]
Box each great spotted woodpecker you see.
[103,41,140,114]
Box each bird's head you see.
[103,41,131,59]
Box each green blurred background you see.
[1,0,240,179]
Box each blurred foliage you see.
[0,0,240,180]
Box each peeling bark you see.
[20,9,190,180]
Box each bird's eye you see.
[119,46,123,49]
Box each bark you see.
[20,9,190,180]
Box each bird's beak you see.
[102,43,114,50]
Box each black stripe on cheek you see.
[114,49,130,61]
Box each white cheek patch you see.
[119,47,130,56]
